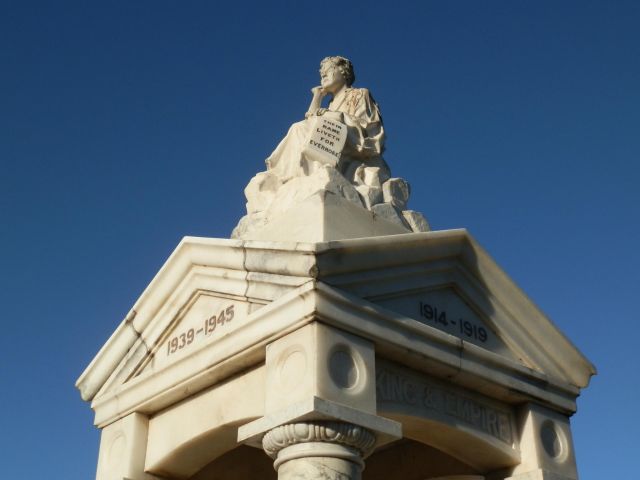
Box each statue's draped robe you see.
[266,87,387,182]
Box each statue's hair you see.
[320,56,355,87]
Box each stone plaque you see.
[303,115,347,167]
[376,360,517,446]
[373,287,515,358]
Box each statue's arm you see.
[305,87,326,118]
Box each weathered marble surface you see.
[78,54,595,480]
[262,422,375,480]
[78,231,594,480]
[278,456,359,480]
[232,56,429,241]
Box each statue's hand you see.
[311,86,326,97]
[306,87,326,119]
[304,107,327,119]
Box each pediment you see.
[134,291,252,378]
[93,288,263,400]
[370,286,517,361]
[312,231,596,391]
[77,236,319,404]
[78,230,595,427]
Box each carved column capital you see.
[262,421,376,472]
[262,421,376,458]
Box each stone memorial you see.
[232,56,429,242]
[77,56,595,480]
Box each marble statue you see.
[266,56,388,184]
[232,56,430,240]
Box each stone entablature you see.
[77,231,594,479]
[376,360,517,449]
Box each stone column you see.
[238,323,401,477]
[262,421,376,480]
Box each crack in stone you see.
[124,309,152,354]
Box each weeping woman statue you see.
[265,56,390,183]
[232,56,430,240]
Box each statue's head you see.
[320,56,355,92]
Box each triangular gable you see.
[133,292,252,379]
[77,236,319,403]
[78,230,595,427]
[313,230,596,390]
[372,286,517,361]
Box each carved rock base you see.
[232,164,431,241]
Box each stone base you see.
[78,229,594,480]
[237,189,411,243]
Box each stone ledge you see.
[237,396,401,450]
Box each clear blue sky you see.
[1,1,638,478]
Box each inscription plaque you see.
[303,116,347,167]
[374,287,514,358]
[376,360,516,445]
[151,294,249,370]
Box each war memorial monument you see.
[76,56,595,480]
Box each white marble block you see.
[244,171,282,214]
[265,322,376,415]
[382,177,411,209]
[508,404,578,480]
[402,209,430,232]
[354,165,389,188]
[355,184,383,209]
[371,202,408,228]
[233,167,412,242]
[96,413,157,480]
